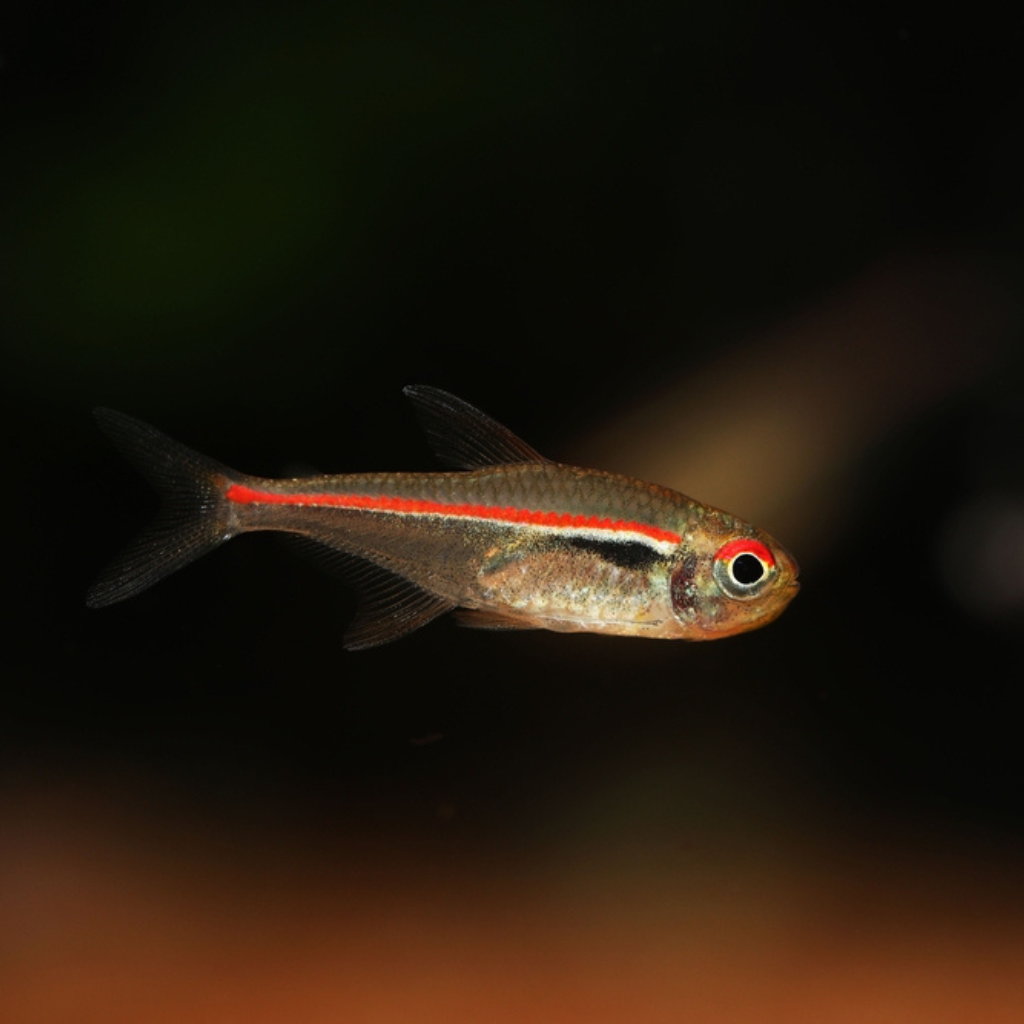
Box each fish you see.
[86,386,799,648]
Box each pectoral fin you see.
[454,608,538,631]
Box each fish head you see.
[668,526,800,639]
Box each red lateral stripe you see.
[225,484,681,545]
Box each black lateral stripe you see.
[566,536,663,572]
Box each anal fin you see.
[288,538,456,649]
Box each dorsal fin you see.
[403,385,549,469]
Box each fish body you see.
[87,386,799,648]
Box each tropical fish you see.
[87,386,799,648]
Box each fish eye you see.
[732,552,765,585]
[713,538,776,600]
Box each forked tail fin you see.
[86,409,240,608]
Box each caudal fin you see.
[86,409,239,608]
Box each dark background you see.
[3,3,1024,1020]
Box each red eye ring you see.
[713,538,776,599]
[714,538,776,569]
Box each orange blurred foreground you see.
[2,777,1022,1024]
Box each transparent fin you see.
[289,537,456,649]
[454,608,538,631]
[402,385,548,469]
[86,410,237,608]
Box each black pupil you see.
[732,553,765,586]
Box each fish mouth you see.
[777,547,800,591]
[784,551,800,579]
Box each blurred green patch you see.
[4,2,576,380]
